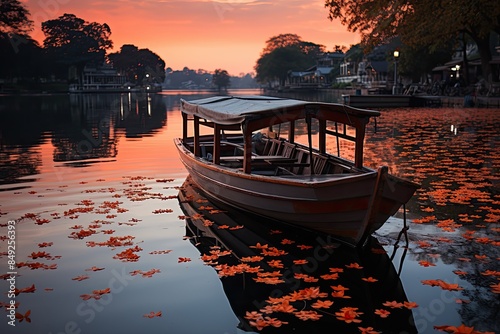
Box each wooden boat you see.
[174,95,419,247]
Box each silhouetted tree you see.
[0,35,45,80]
[255,45,315,87]
[255,34,324,87]
[0,0,46,81]
[212,69,230,91]
[0,0,33,35]
[108,44,165,85]
[42,14,113,79]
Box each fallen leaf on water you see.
[37,242,53,248]
[421,279,464,291]
[358,327,381,334]
[15,310,31,323]
[15,284,36,296]
[382,300,404,308]
[418,260,436,267]
[152,209,173,214]
[434,323,492,333]
[295,310,323,321]
[85,266,105,272]
[311,299,334,309]
[404,301,419,309]
[362,276,378,282]
[130,269,161,278]
[93,288,111,295]
[335,307,362,323]
[143,311,162,318]
[374,308,391,318]
[244,311,262,320]
[149,250,172,255]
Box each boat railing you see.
[188,135,362,178]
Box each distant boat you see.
[174,95,419,247]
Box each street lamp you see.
[392,50,399,95]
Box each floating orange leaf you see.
[362,276,378,282]
[295,310,323,321]
[404,301,419,309]
[311,299,334,309]
[321,273,339,280]
[85,266,105,272]
[143,311,162,318]
[358,327,381,334]
[267,260,284,268]
[375,308,391,318]
[434,323,487,333]
[419,260,436,267]
[244,311,262,320]
[14,284,36,296]
[130,269,161,278]
[15,310,31,323]
[421,279,464,291]
[335,307,363,323]
[382,300,404,308]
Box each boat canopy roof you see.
[180,95,380,125]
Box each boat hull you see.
[175,138,417,247]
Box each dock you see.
[343,94,500,108]
[343,94,414,108]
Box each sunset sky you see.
[23,0,360,75]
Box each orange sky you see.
[23,0,360,76]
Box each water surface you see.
[0,90,498,334]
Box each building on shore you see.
[69,64,128,93]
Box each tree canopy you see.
[212,69,230,91]
[42,14,112,66]
[324,0,500,80]
[255,34,324,86]
[0,0,33,35]
[108,44,166,84]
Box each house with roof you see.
[286,52,344,89]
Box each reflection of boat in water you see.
[179,177,418,333]
[174,96,419,247]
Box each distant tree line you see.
[164,67,257,90]
[0,0,243,91]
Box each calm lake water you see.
[0,90,499,334]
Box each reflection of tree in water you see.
[0,148,41,185]
[114,92,167,138]
[52,94,119,162]
[402,230,500,333]
[0,95,70,184]
[51,93,167,162]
